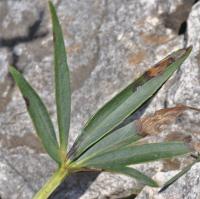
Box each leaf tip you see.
[158,186,166,193]
[186,45,193,52]
[48,1,53,8]
[48,1,56,19]
[8,65,15,74]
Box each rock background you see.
[0,0,200,198]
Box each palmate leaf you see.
[8,2,195,198]
[49,2,71,152]
[70,47,192,160]
[9,67,61,164]
[103,165,158,187]
[77,142,192,167]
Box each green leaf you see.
[103,165,158,187]
[78,142,191,167]
[76,121,142,162]
[9,66,61,164]
[159,156,200,193]
[49,2,71,151]
[70,47,192,159]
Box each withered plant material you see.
[137,105,200,137]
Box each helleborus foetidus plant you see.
[9,1,200,198]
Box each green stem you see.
[33,165,69,199]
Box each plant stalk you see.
[33,165,69,199]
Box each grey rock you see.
[0,0,199,199]
[136,163,200,199]
[135,1,200,199]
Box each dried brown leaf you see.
[137,105,200,136]
[145,48,190,77]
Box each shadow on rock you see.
[49,171,100,199]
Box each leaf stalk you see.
[33,165,69,199]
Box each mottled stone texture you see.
[136,163,200,199]
[0,0,199,198]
